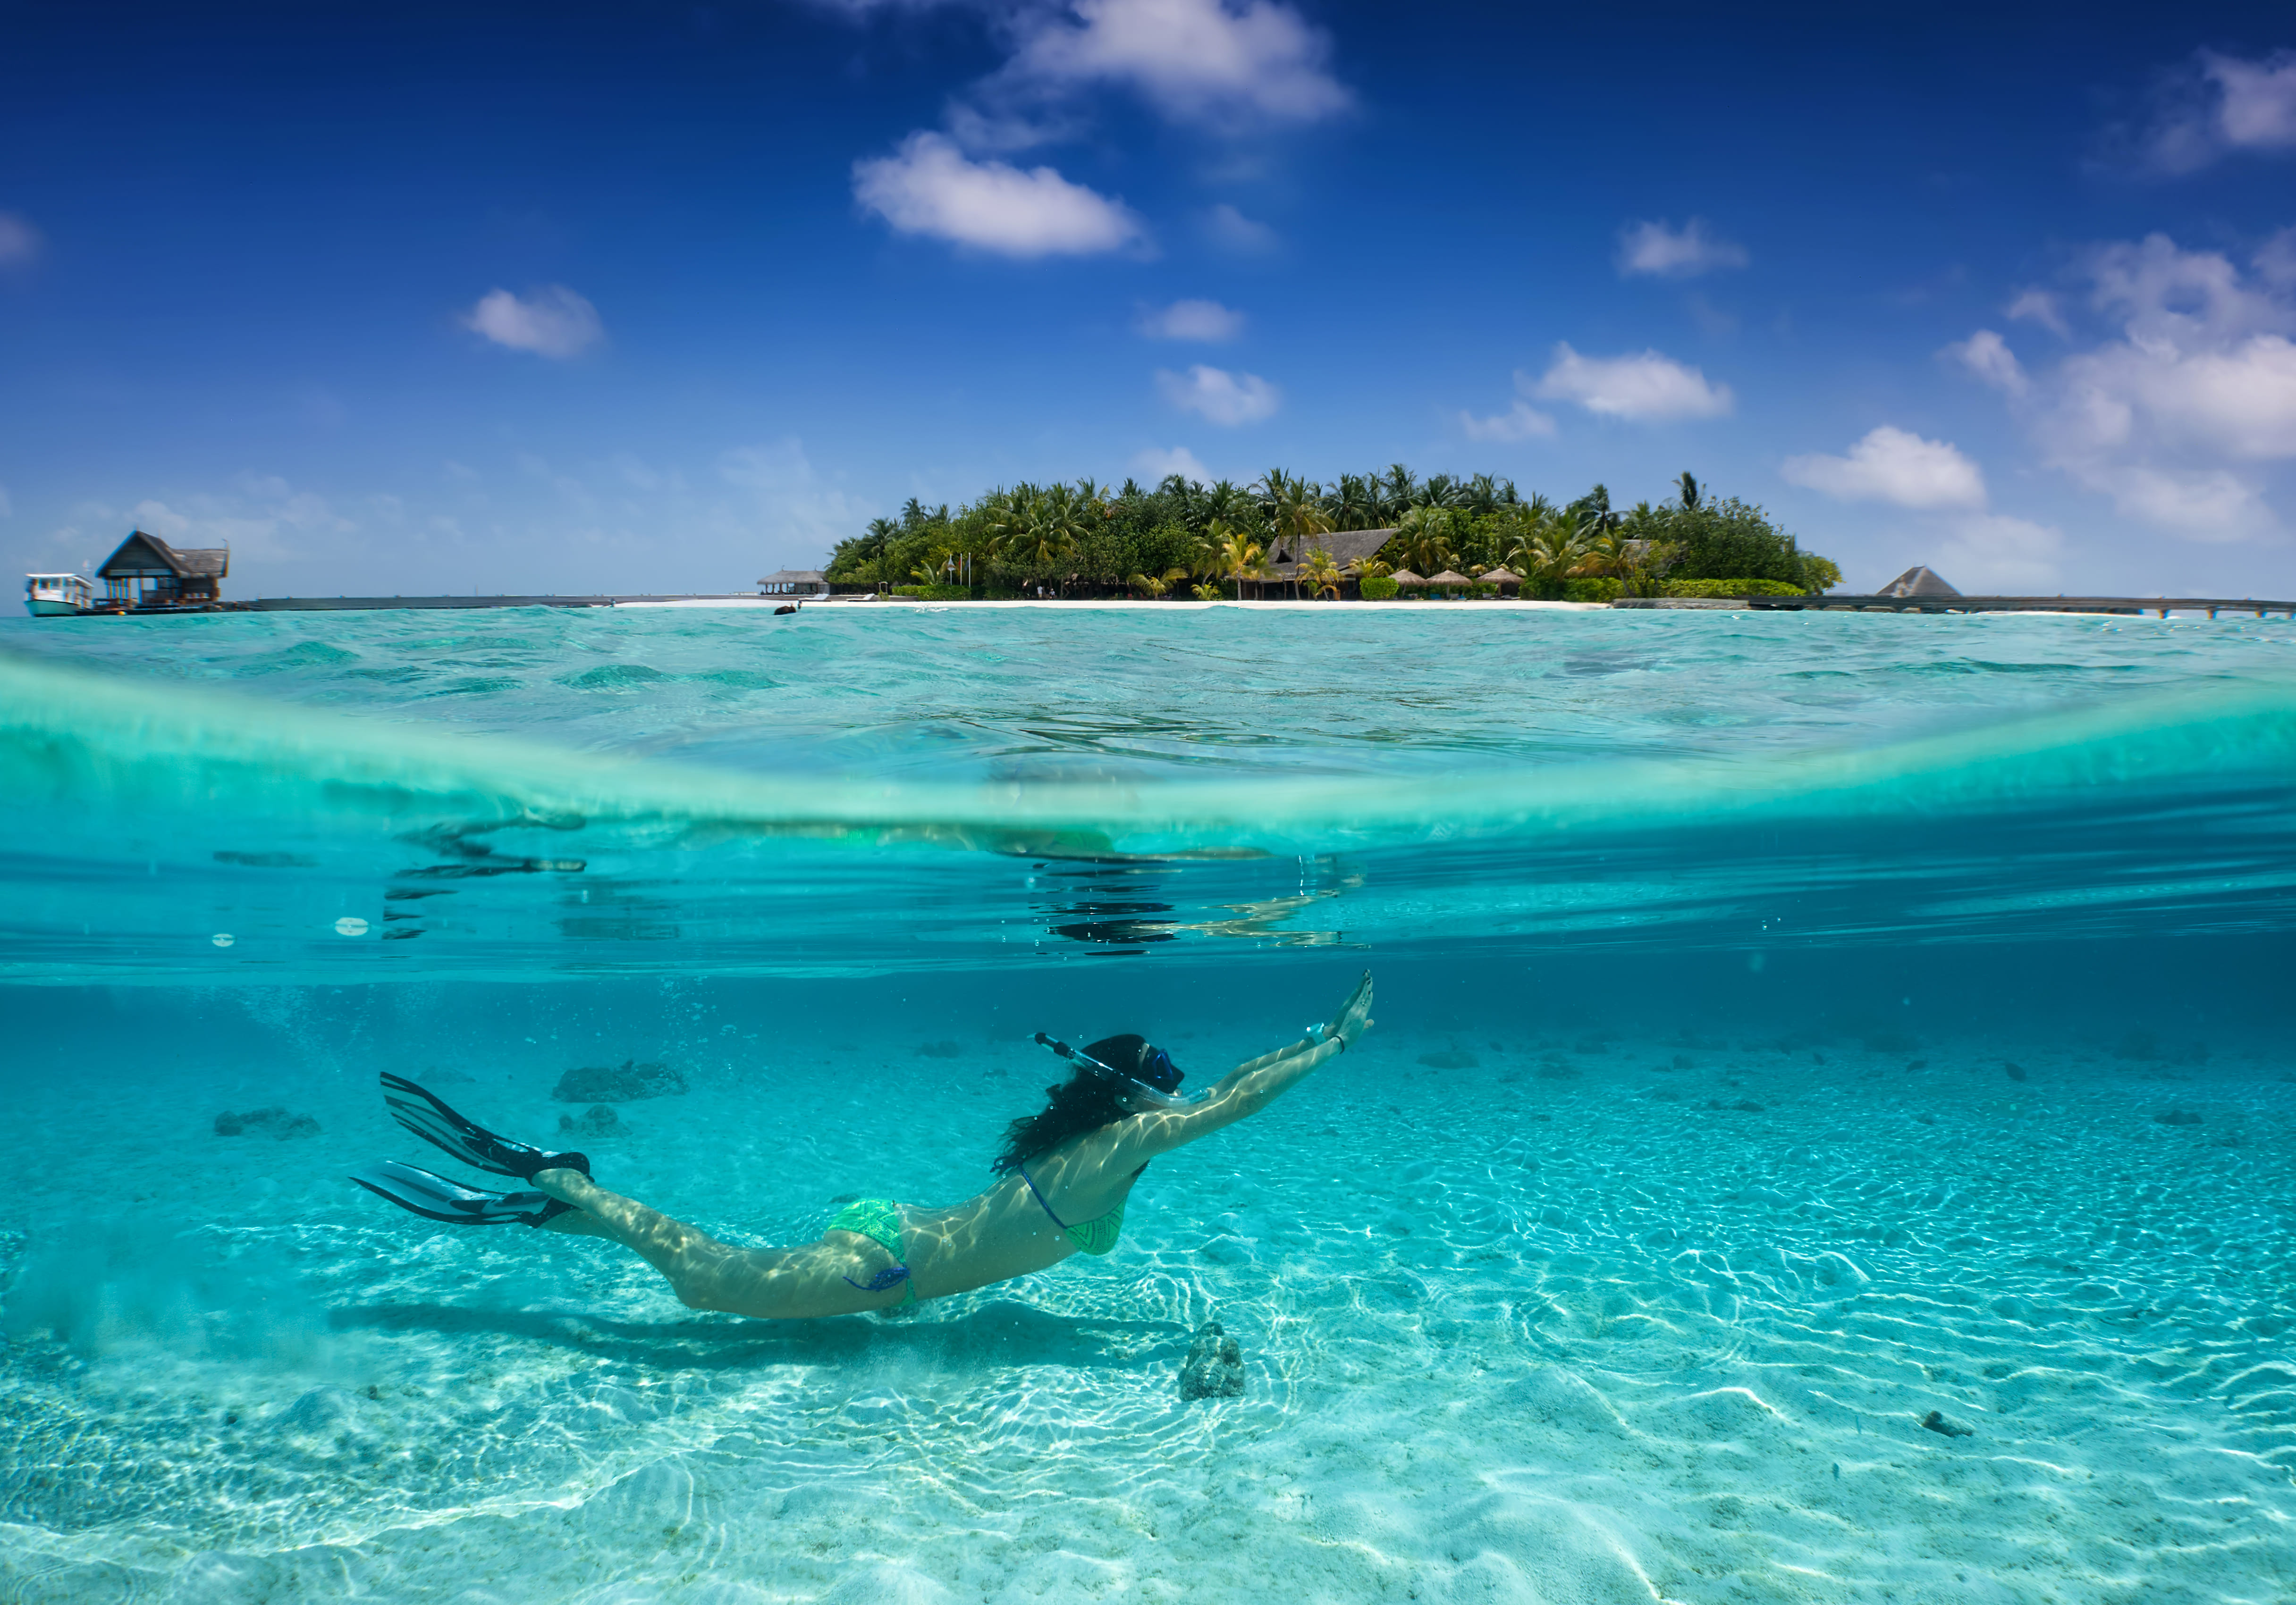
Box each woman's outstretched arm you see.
[1120,971,1374,1159]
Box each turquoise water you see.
[3,603,2294,1601]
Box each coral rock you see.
[1179,1320,1245,1401]
[214,1107,321,1139]
[551,1059,688,1102]
[558,1105,625,1137]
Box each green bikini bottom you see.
[827,1197,917,1305]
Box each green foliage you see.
[820,468,1834,599]
[1359,575,1400,600]
[918,584,971,601]
[1564,576,1624,603]
[1664,496,1828,588]
[1659,578,1807,598]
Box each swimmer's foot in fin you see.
[350,1160,573,1228]
[379,1072,590,1181]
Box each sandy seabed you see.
[2,1023,2290,1604]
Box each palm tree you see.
[1298,548,1345,600]
[1395,506,1456,577]
[1326,472,1381,531]
[1675,471,1702,512]
[1508,518,1586,591]
[1209,520,1265,601]
[1259,470,1334,594]
[1381,463,1418,521]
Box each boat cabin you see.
[23,572,93,616]
[97,529,229,607]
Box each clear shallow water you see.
[1,605,2293,1603]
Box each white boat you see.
[24,573,93,617]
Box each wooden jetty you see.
[1614,595,2296,619]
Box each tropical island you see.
[823,467,1841,602]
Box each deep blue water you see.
[2,603,2293,1603]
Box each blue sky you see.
[2,0,2294,597]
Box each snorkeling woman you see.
[352,973,1373,1318]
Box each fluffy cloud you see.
[1155,363,1279,424]
[2004,288,2068,335]
[463,286,604,359]
[1944,329,2029,395]
[1530,344,1732,421]
[853,132,1144,256]
[1931,513,2066,593]
[1008,0,1350,131]
[1782,426,1987,510]
[2137,48,2296,174]
[1131,444,1212,482]
[1138,298,1244,340]
[0,211,43,267]
[718,438,875,555]
[1948,230,2296,540]
[109,475,355,564]
[1458,397,1555,442]
[1615,218,1748,280]
[1203,202,1280,254]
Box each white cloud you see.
[1131,445,1212,482]
[853,132,1144,257]
[1531,344,1732,421]
[1458,399,1556,442]
[0,212,41,267]
[1138,298,1244,340]
[1944,329,2029,396]
[119,476,355,564]
[1155,363,1279,425]
[1782,426,1988,510]
[2005,288,2068,335]
[1008,0,1350,132]
[2262,226,2296,288]
[1203,202,1279,255]
[2138,48,2296,173]
[463,285,604,359]
[1615,218,1748,279]
[718,438,875,552]
[1933,513,2065,592]
[1950,230,2296,541]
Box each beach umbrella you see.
[1476,566,1523,588]
[1427,570,1471,594]
[1391,569,1428,586]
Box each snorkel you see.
[1032,1032,1204,1111]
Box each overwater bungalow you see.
[757,568,829,597]
[96,530,229,608]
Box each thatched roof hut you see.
[97,529,228,606]
[1264,527,1396,575]
[1882,565,1959,598]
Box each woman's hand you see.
[1325,971,1375,1050]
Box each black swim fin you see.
[379,1072,590,1181]
[350,1160,573,1228]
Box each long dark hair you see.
[990,1034,1148,1174]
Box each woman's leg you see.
[533,1168,896,1319]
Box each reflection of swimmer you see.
[353,973,1374,1319]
